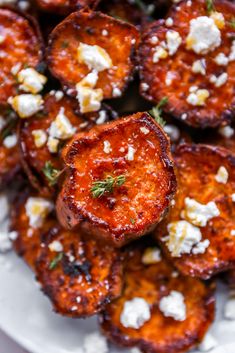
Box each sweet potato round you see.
[99,243,215,353]
[154,143,235,279]
[56,112,176,247]
[139,0,235,128]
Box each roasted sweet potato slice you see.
[47,10,140,106]
[154,143,235,279]
[36,226,123,317]
[56,112,176,247]
[36,0,99,15]
[0,8,43,104]
[139,0,235,128]
[99,242,215,353]
[10,191,55,270]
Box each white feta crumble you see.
[187,88,209,106]
[25,197,54,228]
[112,87,122,97]
[219,125,234,138]
[126,145,136,161]
[214,52,229,66]
[141,82,149,91]
[0,194,9,223]
[165,17,174,27]
[209,72,228,87]
[150,36,158,44]
[192,239,210,255]
[77,42,113,72]
[8,94,43,118]
[232,194,235,202]
[159,291,186,321]
[215,166,229,184]
[181,197,220,227]
[231,230,235,236]
[166,30,182,55]
[140,126,149,135]
[102,29,108,36]
[153,46,168,63]
[165,220,202,257]
[3,134,17,148]
[17,68,47,94]
[0,34,5,44]
[181,113,187,120]
[18,0,30,11]
[224,292,235,320]
[48,240,63,252]
[165,71,176,86]
[186,16,221,54]
[96,110,107,125]
[83,332,108,353]
[49,107,76,140]
[142,247,161,264]
[210,11,225,29]
[164,124,180,142]
[120,297,151,329]
[47,137,59,154]
[10,63,21,76]
[50,90,64,101]
[32,129,47,148]
[192,59,206,75]
[103,140,112,154]
[76,84,103,113]
[198,333,218,352]
[229,40,235,61]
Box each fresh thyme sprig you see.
[49,252,63,270]
[149,97,168,127]
[206,0,214,14]
[42,161,62,186]
[91,175,126,198]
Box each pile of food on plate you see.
[0,0,235,351]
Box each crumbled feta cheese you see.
[198,333,218,352]
[18,0,30,11]
[77,42,113,72]
[79,71,99,88]
[214,53,229,66]
[150,36,158,45]
[112,87,122,97]
[153,46,168,63]
[120,297,151,329]
[165,220,202,257]
[165,17,174,27]
[0,194,9,223]
[8,94,43,118]
[54,90,64,101]
[181,197,220,227]
[25,197,53,228]
[166,30,182,55]
[159,291,186,321]
[76,296,81,303]
[209,72,228,87]
[141,83,149,91]
[224,292,235,320]
[210,12,225,29]
[219,125,234,138]
[215,166,229,184]
[83,332,108,353]
[140,126,149,135]
[3,134,17,148]
[192,239,210,255]
[102,29,108,36]
[231,230,235,236]
[48,240,63,252]
[49,107,76,140]
[76,84,103,113]
[17,68,47,94]
[164,124,180,142]
[186,16,221,54]
[11,63,21,76]
[32,129,47,148]
[192,59,206,75]
[165,71,176,86]
[229,40,235,61]
[181,113,187,120]
[103,140,111,154]
[47,137,59,154]
[142,247,161,264]
[96,110,107,125]
[0,35,5,44]
[187,88,209,106]
[232,194,235,202]
[126,145,136,161]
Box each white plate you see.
[0,251,235,353]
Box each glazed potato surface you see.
[155,144,235,279]
[100,243,215,353]
[57,112,176,246]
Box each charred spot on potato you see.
[56,112,176,247]
[154,143,235,279]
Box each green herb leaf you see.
[134,0,155,16]
[61,41,69,49]
[42,161,61,186]
[206,0,214,14]
[91,175,126,198]
[49,252,63,270]
[130,218,136,224]
[149,97,168,127]
[229,17,235,29]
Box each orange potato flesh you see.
[139,0,235,128]
[47,10,140,98]
[154,143,235,279]
[56,112,176,247]
[36,226,124,317]
[99,243,215,353]
[0,9,43,104]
